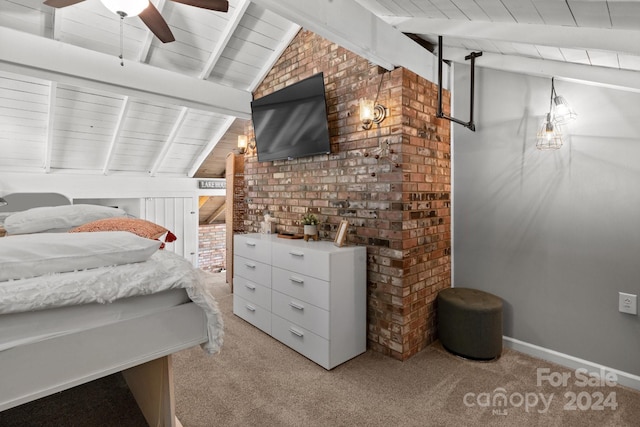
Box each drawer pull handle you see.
[289,301,304,311]
[289,327,304,337]
[245,241,256,247]
[245,263,256,269]
[290,277,304,284]
[245,283,256,291]
[245,304,256,312]
[289,251,304,257]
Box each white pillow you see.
[4,204,126,235]
[0,212,16,227]
[0,231,161,281]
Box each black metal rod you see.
[439,114,470,128]
[437,36,443,118]
[466,52,482,132]
[469,55,476,130]
[436,35,481,132]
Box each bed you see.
[0,193,223,427]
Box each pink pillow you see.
[70,217,177,248]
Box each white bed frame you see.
[0,193,210,427]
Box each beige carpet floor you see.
[172,271,640,427]
[3,271,639,426]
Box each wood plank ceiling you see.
[0,0,300,178]
[1,0,639,179]
[354,0,640,84]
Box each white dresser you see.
[233,233,367,370]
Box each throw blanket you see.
[0,250,223,354]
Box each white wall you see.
[452,66,640,381]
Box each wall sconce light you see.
[237,135,248,154]
[359,98,387,130]
[237,134,256,155]
[360,72,388,130]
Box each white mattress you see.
[0,289,190,352]
[1,242,222,354]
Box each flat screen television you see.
[251,72,331,162]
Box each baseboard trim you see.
[503,336,640,392]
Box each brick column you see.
[243,30,451,361]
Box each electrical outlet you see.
[618,292,637,315]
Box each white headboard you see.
[0,193,71,213]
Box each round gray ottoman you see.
[437,287,503,360]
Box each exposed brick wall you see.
[198,223,226,272]
[242,30,451,360]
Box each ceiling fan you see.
[43,0,229,43]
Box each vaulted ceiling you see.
[0,0,299,178]
[1,0,639,179]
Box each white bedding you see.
[0,212,13,226]
[0,289,189,352]
[0,250,223,354]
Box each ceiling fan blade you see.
[171,0,229,12]
[43,0,86,7]
[138,2,176,43]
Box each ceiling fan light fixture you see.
[100,0,149,17]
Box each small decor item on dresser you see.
[260,212,277,234]
[277,232,304,239]
[334,220,348,247]
[302,212,319,241]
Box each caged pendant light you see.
[536,112,563,150]
[536,77,576,150]
[551,79,577,125]
[552,94,577,125]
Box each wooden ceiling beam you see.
[250,0,439,86]
[138,0,167,63]
[0,27,252,119]
[199,196,210,208]
[199,0,251,80]
[444,46,640,93]
[43,82,56,173]
[205,202,226,224]
[150,107,189,177]
[103,96,130,175]
[189,116,235,177]
[249,24,301,92]
[393,18,640,56]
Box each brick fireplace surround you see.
[240,30,451,361]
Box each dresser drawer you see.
[234,255,271,287]
[272,290,329,339]
[233,295,271,334]
[272,267,330,311]
[234,234,271,264]
[271,314,329,369]
[233,276,271,311]
[272,243,330,280]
